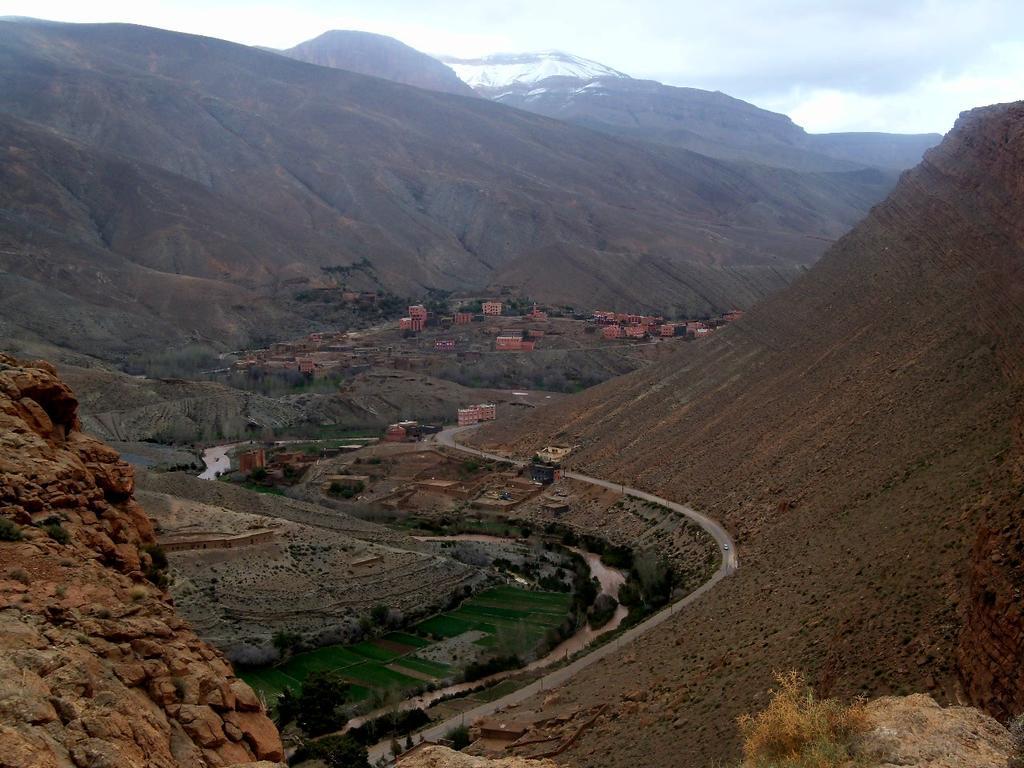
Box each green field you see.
[243,586,573,708]
[383,632,431,648]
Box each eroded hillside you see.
[0,354,283,766]
[468,102,1024,766]
[0,20,896,360]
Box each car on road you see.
[723,544,730,550]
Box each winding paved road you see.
[366,425,737,761]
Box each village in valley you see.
[227,292,744,387]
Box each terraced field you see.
[242,586,573,707]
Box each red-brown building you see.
[660,324,679,337]
[399,316,426,332]
[384,421,421,442]
[458,403,497,425]
[454,312,474,325]
[723,309,745,323]
[625,324,647,339]
[602,325,623,339]
[434,339,455,351]
[238,449,266,474]
[495,334,523,351]
[408,304,428,322]
[482,301,503,316]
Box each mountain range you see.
[0,19,910,364]
[435,48,940,172]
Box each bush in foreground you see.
[738,671,867,768]
[290,734,368,768]
[0,518,23,541]
[443,724,471,750]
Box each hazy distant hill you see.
[444,50,940,172]
[281,29,476,97]
[0,20,894,361]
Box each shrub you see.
[43,523,70,545]
[347,708,430,745]
[443,724,471,750]
[588,593,619,629]
[737,671,867,768]
[272,630,301,657]
[292,734,369,768]
[0,518,23,542]
[142,544,169,587]
[462,654,520,683]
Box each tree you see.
[298,673,350,736]
[443,724,471,750]
[272,630,300,658]
[635,548,672,607]
[303,734,369,768]
[370,603,390,626]
[274,687,299,727]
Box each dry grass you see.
[738,672,868,768]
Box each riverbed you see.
[198,443,238,480]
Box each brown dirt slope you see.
[470,102,1024,766]
[0,354,283,766]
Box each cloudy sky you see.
[3,0,1022,133]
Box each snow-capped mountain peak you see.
[438,50,630,91]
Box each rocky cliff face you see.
[0,354,283,767]
[959,413,1024,720]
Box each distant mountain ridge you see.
[438,50,629,90]
[280,29,476,97]
[278,30,939,172]
[440,48,940,172]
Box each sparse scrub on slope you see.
[738,671,867,768]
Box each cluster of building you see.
[383,420,442,442]
[231,331,370,378]
[457,402,497,426]
[594,308,744,341]
[235,446,317,480]
[398,304,429,332]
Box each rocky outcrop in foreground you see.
[0,354,283,767]
[398,746,556,768]
[852,695,1015,768]
[400,696,1016,768]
